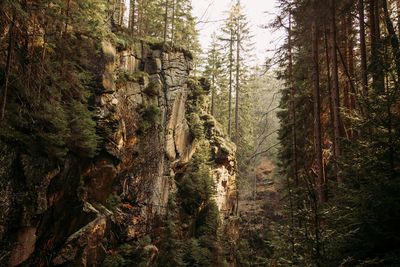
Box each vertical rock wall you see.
[0,40,238,266]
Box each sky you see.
[191,0,284,67]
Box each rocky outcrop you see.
[0,40,237,266]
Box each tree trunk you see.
[342,22,350,112]
[61,0,71,74]
[359,0,368,95]
[312,19,326,204]
[383,0,400,81]
[369,0,384,92]
[171,0,175,44]
[120,0,125,25]
[288,13,298,186]
[324,28,335,143]
[397,0,400,36]
[235,19,240,146]
[137,1,142,37]
[1,11,16,120]
[228,28,233,138]
[329,0,342,185]
[211,59,215,116]
[163,0,168,43]
[347,16,356,112]
[129,0,136,35]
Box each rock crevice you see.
[0,40,237,266]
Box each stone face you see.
[213,165,236,217]
[52,203,111,266]
[101,41,116,92]
[85,157,118,204]
[144,58,162,74]
[9,227,37,267]
[0,40,238,266]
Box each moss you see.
[102,254,126,267]
[137,104,161,133]
[143,80,160,96]
[202,114,216,127]
[116,70,148,84]
[105,193,121,213]
[214,136,235,155]
[108,26,135,51]
[116,71,136,84]
[187,113,204,139]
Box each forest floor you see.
[238,158,281,259]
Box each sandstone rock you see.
[213,165,236,218]
[53,204,110,266]
[119,49,138,73]
[165,131,176,161]
[0,140,17,241]
[134,42,142,59]
[84,157,118,204]
[0,40,238,267]
[9,227,37,267]
[174,121,193,161]
[139,75,150,88]
[144,58,162,74]
[125,82,143,104]
[101,41,116,92]
[102,41,116,61]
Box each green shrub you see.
[102,254,126,267]
[143,80,160,96]
[157,194,184,267]
[183,238,212,267]
[67,100,101,158]
[138,104,161,132]
[187,113,204,139]
[116,70,137,84]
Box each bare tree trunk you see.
[228,28,233,138]
[383,0,400,80]
[324,28,335,142]
[347,16,356,112]
[137,0,142,37]
[171,0,175,44]
[312,19,326,204]
[211,48,215,116]
[369,0,384,92]
[359,0,368,95]
[329,0,342,185]
[342,22,350,111]
[211,75,215,116]
[235,19,240,146]
[288,13,298,186]
[120,0,125,25]
[383,0,398,179]
[1,11,15,121]
[397,0,400,36]
[129,0,136,35]
[163,0,168,43]
[61,0,71,75]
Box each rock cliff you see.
[0,40,237,266]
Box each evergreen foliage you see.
[156,77,229,266]
[137,104,161,132]
[102,236,153,267]
[0,0,106,159]
[269,0,400,265]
